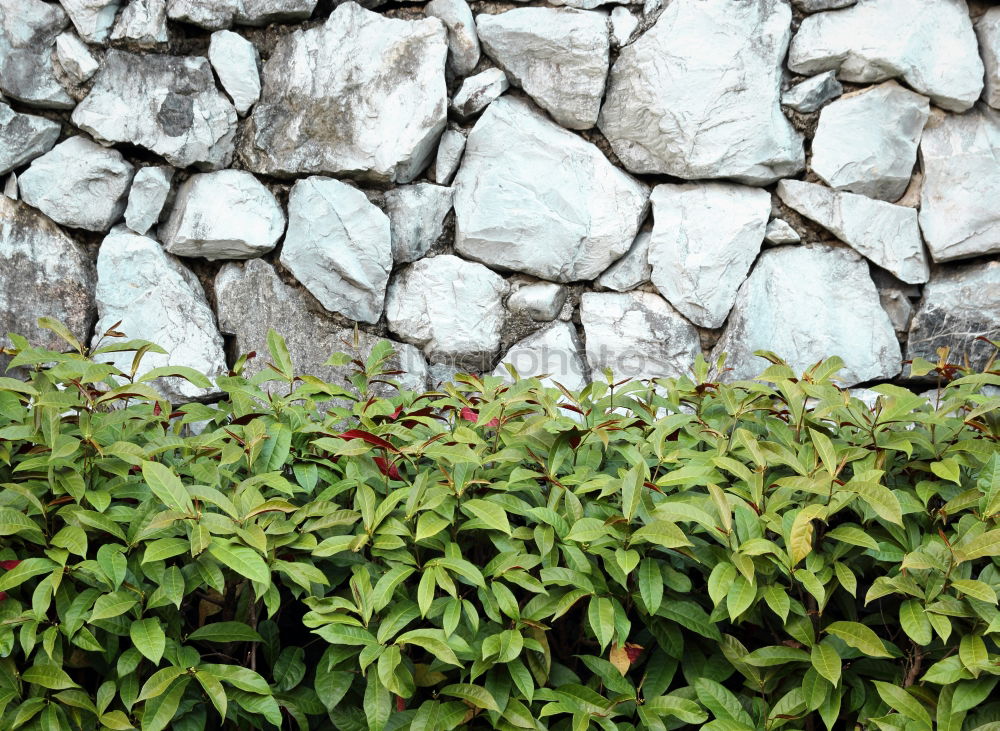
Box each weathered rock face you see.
[209,30,261,117]
[111,0,168,47]
[72,51,237,170]
[597,230,651,292]
[0,103,61,175]
[507,281,567,322]
[978,8,1000,109]
[451,68,509,120]
[781,71,843,113]
[788,0,984,112]
[240,2,447,183]
[477,8,608,130]
[433,129,465,185]
[385,254,508,368]
[792,0,856,12]
[610,7,639,47]
[713,244,902,385]
[0,0,74,109]
[92,227,226,402]
[918,105,1000,262]
[161,170,284,260]
[383,183,452,264]
[19,137,135,232]
[810,82,929,201]
[907,261,1000,372]
[764,219,801,245]
[124,166,173,236]
[61,0,121,43]
[454,97,648,282]
[648,182,770,328]
[493,321,587,390]
[424,0,479,76]
[166,0,235,30]
[281,176,391,324]
[167,0,310,29]
[599,0,803,184]
[55,32,99,84]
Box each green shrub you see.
[0,320,998,731]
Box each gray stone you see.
[580,290,701,381]
[507,281,566,322]
[781,71,843,113]
[764,218,801,245]
[810,82,929,202]
[793,0,855,11]
[777,180,929,285]
[0,0,74,109]
[977,8,1000,109]
[907,261,1000,373]
[240,2,447,182]
[385,254,508,368]
[451,68,508,119]
[60,0,121,43]
[919,105,1000,262]
[124,166,173,236]
[281,177,391,324]
[166,0,235,29]
[424,0,479,76]
[72,50,237,170]
[871,270,917,334]
[209,30,260,116]
[493,321,587,391]
[3,174,16,200]
[433,128,465,185]
[788,0,984,112]
[0,103,61,175]
[236,0,317,25]
[599,0,803,184]
[93,227,226,402]
[713,244,901,385]
[110,0,168,47]
[454,97,648,282]
[648,182,770,329]
[477,8,608,130]
[597,229,651,292]
[19,137,134,232]
[610,7,639,47]
[161,170,284,261]
[383,183,453,264]
[55,32,98,83]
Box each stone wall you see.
[1,0,999,399]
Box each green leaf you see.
[694,678,754,726]
[931,458,961,485]
[790,505,826,566]
[899,600,932,646]
[266,329,294,380]
[645,694,709,724]
[415,512,449,542]
[824,621,892,658]
[638,559,664,615]
[131,618,166,664]
[951,579,999,604]
[199,664,271,695]
[957,529,1000,562]
[208,540,271,586]
[565,517,611,543]
[461,499,511,535]
[22,664,80,690]
[960,634,988,676]
[188,622,263,643]
[825,525,879,551]
[588,597,615,650]
[810,641,841,686]
[873,681,931,726]
[141,676,190,731]
[194,670,227,721]
[139,667,187,701]
[90,591,138,622]
[852,481,903,526]
[744,646,810,667]
[440,684,500,712]
[141,461,194,514]
[726,575,756,621]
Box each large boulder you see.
[493,321,588,391]
[598,0,803,184]
[239,2,447,183]
[453,97,648,282]
[71,50,238,170]
[712,244,902,385]
[0,103,61,175]
[0,0,74,109]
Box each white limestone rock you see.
[597,230,651,292]
[124,166,173,236]
[918,105,1000,262]
[72,50,237,170]
[3,174,16,200]
[433,128,465,185]
[781,71,842,113]
[235,0,318,25]
[451,68,508,119]
[788,0,984,112]
[580,291,701,381]
[161,170,284,260]
[19,137,134,232]
[383,183,453,264]
[208,30,260,117]
[871,269,917,335]
[0,0,74,109]
[793,0,856,10]
[507,281,567,322]
[92,227,226,402]
[424,0,479,76]
[977,8,1000,109]
[385,254,508,368]
[599,0,803,184]
[281,177,391,324]
[240,2,447,183]
[610,7,639,47]
[0,103,61,175]
[648,183,770,329]
[110,0,168,47]
[493,321,587,391]
[764,218,801,245]
[55,32,99,83]
[477,8,608,130]
[59,0,121,43]
[810,82,929,202]
[166,0,235,29]
[453,97,648,282]
[712,244,902,385]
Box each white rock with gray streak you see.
[72,50,237,170]
[424,0,479,76]
[792,0,855,11]
[0,0,74,109]
[451,68,509,119]
[788,0,984,112]
[597,230,651,291]
[209,30,260,116]
[977,8,1000,109]
[493,321,587,391]
[507,281,567,322]
[610,7,639,47]
[810,82,929,201]
[0,103,60,175]
[19,137,134,232]
[599,0,803,184]
[477,8,608,130]
[111,0,167,47]
[764,219,801,245]
[124,167,173,236]
[55,32,98,83]
[281,177,391,324]
[918,105,1000,262]
[60,0,120,43]
[777,180,928,284]
[433,129,465,185]
[781,71,842,113]
[161,170,284,260]
[713,244,901,385]
[383,183,453,264]
[648,183,770,329]
[454,97,648,282]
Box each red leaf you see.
[152,401,162,416]
[337,429,398,453]
[460,407,499,428]
[624,643,644,663]
[0,560,21,570]
[0,592,7,601]
[390,405,404,420]
[374,456,401,481]
[395,695,406,712]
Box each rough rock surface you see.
[19,137,134,232]
[433,129,465,185]
[597,230,651,292]
[424,0,479,76]
[240,2,447,182]
[236,0,318,26]
[477,8,608,130]
[55,32,99,83]
[788,0,984,112]
[648,182,770,329]
[166,0,234,30]
[918,105,1000,262]
[580,291,701,381]
[281,177,391,324]
[451,68,509,119]
[162,170,283,260]
[907,261,1000,372]
[493,321,587,390]
[764,219,801,245]
[168,0,310,29]
[599,0,803,184]
[713,244,902,385]
[111,0,168,47]
[93,227,226,401]
[0,103,61,175]
[385,254,507,368]
[209,30,261,116]
[507,281,567,322]
[978,8,1000,109]
[792,0,856,11]
[454,97,648,282]
[777,180,929,284]
[72,51,237,170]
[124,166,173,236]
[782,71,843,113]
[61,0,121,43]
[610,7,639,47]
[383,183,453,264]
[0,0,74,109]
[810,82,929,201]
